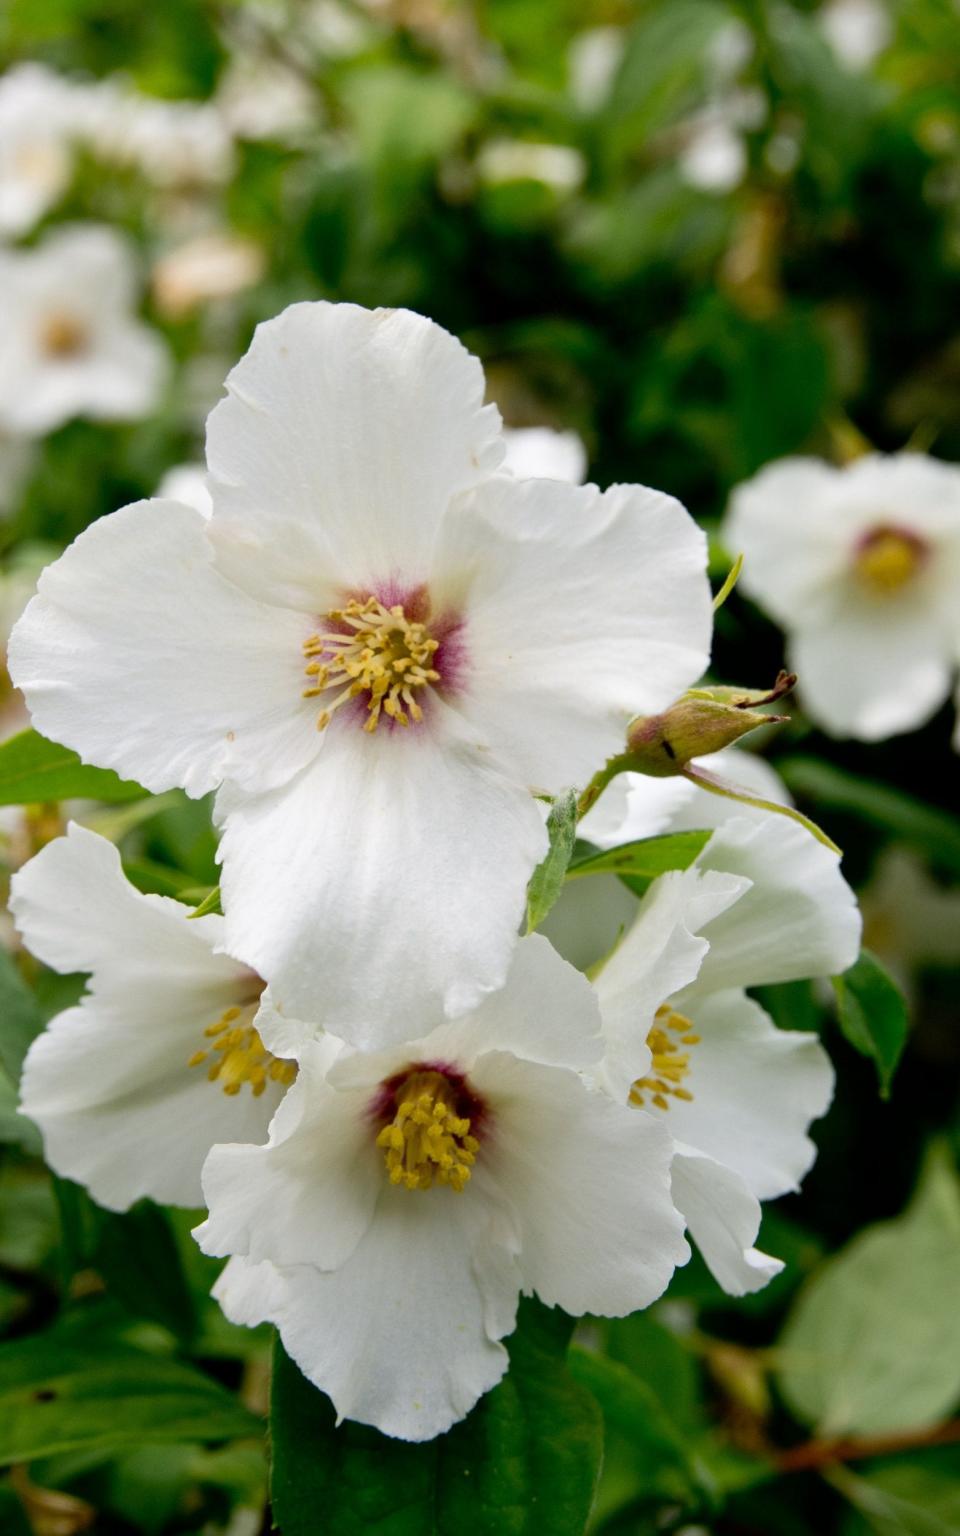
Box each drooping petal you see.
[470,1052,688,1314]
[432,475,711,791]
[687,814,861,993]
[216,725,548,1044]
[655,989,834,1202]
[671,1148,783,1297]
[204,302,504,606]
[8,501,318,798]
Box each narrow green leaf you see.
[566,829,711,887]
[270,1299,602,1536]
[0,729,145,806]
[778,756,960,874]
[777,1146,960,1438]
[0,1331,261,1464]
[0,948,44,1086]
[526,790,578,932]
[832,949,909,1098]
[187,885,222,920]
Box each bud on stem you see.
[624,672,795,779]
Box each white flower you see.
[156,462,213,518]
[10,824,296,1211]
[476,140,586,194]
[549,809,860,1294]
[10,300,712,1044]
[725,453,960,742]
[0,225,170,437]
[501,426,587,484]
[195,934,688,1440]
[151,233,265,320]
[0,65,75,238]
[75,77,234,188]
[819,0,892,71]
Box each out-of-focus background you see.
[1,3,960,1533]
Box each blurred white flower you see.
[10,300,712,1045]
[567,26,624,112]
[677,89,766,195]
[216,55,319,142]
[819,0,892,71]
[0,64,76,238]
[11,824,296,1210]
[476,139,585,193]
[725,453,960,743]
[196,935,688,1440]
[151,232,265,319]
[0,224,170,435]
[75,77,234,188]
[501,426,587,483]
[156,462,213,518]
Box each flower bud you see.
[625,673,795,778]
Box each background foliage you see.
[2,1,960,1532]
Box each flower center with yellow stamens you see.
[39,311,90,358]
[375,1068,480,1192]
[302,596,441,734]
[629,1005,700,1112]
[854,527,927,595]
[188,1004,297,1098]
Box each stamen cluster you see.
[302,596,441,733]
[630,1005,700,1112]
[375,1069,479,1192]
[188,1006,297,1098]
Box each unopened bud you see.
[625,672,795,778]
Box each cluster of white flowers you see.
[9,301,861,1441]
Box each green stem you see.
[576,751,635,820]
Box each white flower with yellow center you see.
[0,64,76,238]
[194,933,689,1441]
[546,810,860,1295]
[10,300,712,1044]
[10,824,296,1211]
[725,453,960,743]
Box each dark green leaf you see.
[526,790,578,932]
[270,1299,602,1536]
[832,949,909,1099]
[0,728,145,806]
[0,948,44,1085]
[0,1331,261,1464]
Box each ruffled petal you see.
[204,302,504,607]
[656,989,833,1201]
[471,1052,688,1314]
[8,501,317,798]
[671,1148,783,1297]
[216,727,548,1045]
[433,475,711,790]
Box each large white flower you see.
[10,824,296,1211]
[0,225,170,437]
[548,806,860,1295]
[0,65,76,238]
[725,452,960,743]
[10,301,712,1043]
[195,934,689,1441]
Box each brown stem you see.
[775,1417,960,1474]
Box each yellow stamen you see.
[855,528,925,595]
[375,1070,479,1192]
[188,1003,297,1099]
[39,311,90,358]
[630,1005,698,1111]
[301,596,441,733]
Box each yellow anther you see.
[855,528,926,595]
[301,596,441,734]
[630,1005,698,1112]
[188,1004,297,1099]
[375,1070,479,1193]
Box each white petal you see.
[8,501,317,798]
[258,1187,518,1440]
[216,727,548,1045]
[671,1148,783,1296]
[205,301,504,603]
[500,426,587,484]
[435,475,711,789]
[212,1254,288,1327]
[591,866,749,1099]
[658,989,833,1201]
[580,748,792,847]
[689,814,862,992]
[790,602,953,741]
[538,870,639,975]
[472,1052,688,1314]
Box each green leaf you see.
[566,830,711,891]
[777,1146,960,1438]
[832,949,909,1099]
[526,790,578,932]
[270,1300,603,1536]
[0,728,145,806]
[0,948,44,1086]
[187,885,222,920]
[0,1331,261,1464]
[777,757,960,875]
[0,1486,32,1536]
[832,1451,960,1536]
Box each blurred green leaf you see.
[834,1450,960,1536]
[0,949,43,1086]
[832,950,909,1099]
[778,1146,960,1437]
[0,729,144,807]
[271,1300,602,1536]
[526,789,578,931]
